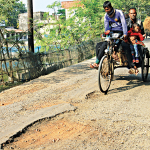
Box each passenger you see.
[127,23,146,64]
[126,8,145,35]
[124,8,146,74]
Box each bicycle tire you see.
[142,52,149,82]
[98,55,112,94]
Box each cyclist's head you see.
[103,1,114,17]
[103,1,112,8]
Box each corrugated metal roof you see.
[6,28,26,33]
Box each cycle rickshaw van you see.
[98,32,149,94]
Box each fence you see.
[0,39,99,86]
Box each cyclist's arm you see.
[119,10,128,36]
[104,14,111,32]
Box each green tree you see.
[0,0,26,83]
[35,0,105,52]
[35,0,150,53]
[111,0,150,21]
[0,0,17,22]
[75,0,105,37]
[47,1,61,15]
[6,1,27,28]
[57,9,66,20]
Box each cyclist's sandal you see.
[135,68,139,75]
[90,63,99,70]
[128,68,139,75]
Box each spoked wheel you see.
[98,55,113,94]
[141,51,149,82]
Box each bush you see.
[143,17,150,31]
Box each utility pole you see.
[27,0,34,53]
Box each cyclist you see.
[90,1,127,69]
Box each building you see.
[18,11,46,31]
[0,12,46,43]
[4,27,27,41]
[61,1,83,20]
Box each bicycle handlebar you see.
[102,35,124,41]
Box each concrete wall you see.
[0,39,97,82]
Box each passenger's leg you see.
[133,44,139,63]
[133,44,139,57]
[130,44,135,63]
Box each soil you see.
[1,38,150,150]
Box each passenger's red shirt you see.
[127,28,145,41]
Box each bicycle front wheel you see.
[98,55,112,94]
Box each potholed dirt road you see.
[1,38,150,150]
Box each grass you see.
[0,81,24,92]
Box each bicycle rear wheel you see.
[142,51,149,82]
[98,55,112,94]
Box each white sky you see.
[20,0,73,14]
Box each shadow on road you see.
[19,63,92,85]
[109,73,150,94]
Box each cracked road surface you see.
[1,38,150,150]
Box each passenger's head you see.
[103,1,114,17]
[129,8,137,20]
[132,23,140,33]
[129,36,136,44]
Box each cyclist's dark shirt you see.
[126,18,145,35]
